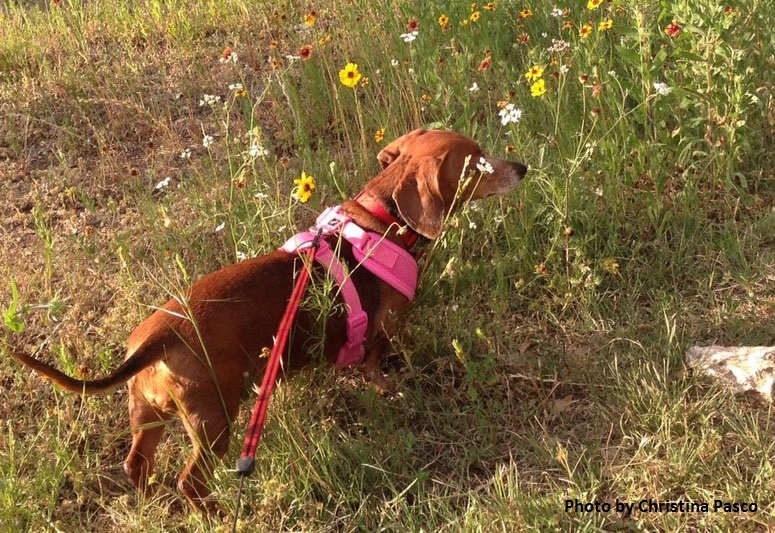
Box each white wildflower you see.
[560,65,570,74]
[547,39,571,54]
[653,82,672,96]
[249,143,269,158]
[476,156,494,175]
[179,149,192,159]
[228,82,244,91]
[215,222,226,232]
[498,103,522,126]
[469,221,477,230]
[400,31,419,43]
[155,177,171,190]
[202,134,215,148]
[391,59,399,67]
[469,82,480,93]
[551,7,564,17]
[198,94,221,107]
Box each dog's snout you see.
[513,161,528,177]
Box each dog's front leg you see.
[362,335,395,392]
[362,288,410,391]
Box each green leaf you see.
[3,278,25,333]
[615,45,642,69]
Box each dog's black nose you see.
[513,162,528,177]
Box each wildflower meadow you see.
[0,0,773,531]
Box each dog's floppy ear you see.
[392,156,446,239]
[377,128,425,169]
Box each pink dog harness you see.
[279,205,418,368]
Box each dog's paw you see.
[363,367,396,393]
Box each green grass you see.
[1,0,774,531]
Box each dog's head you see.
[368,128,527,239]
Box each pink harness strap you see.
[280,231,368,368]
[315,207,418,300]
[279,206,418,368]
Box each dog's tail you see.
[12,338,164,395]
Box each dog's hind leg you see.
[176,375,242,511]
[124,389,171,493]
[176,432,229,511]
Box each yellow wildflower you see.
[524,65,544,82]
[530,79,546,97]
[293,172,316,203]
[339,63,362,88]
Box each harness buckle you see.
[314,206,348,235]
[337,310,369,368]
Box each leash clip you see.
[311,227,324,249]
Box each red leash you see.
[232,229,322,529]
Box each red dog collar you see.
[354,191,419,250]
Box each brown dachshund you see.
[12,128,527,509]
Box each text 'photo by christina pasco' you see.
[566,498,758,516]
